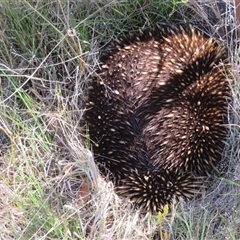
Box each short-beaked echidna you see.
[85,25,230,212]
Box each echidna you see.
[85,25,230,212]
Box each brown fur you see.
[85,25,231,212]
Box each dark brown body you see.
[85,25,230,212]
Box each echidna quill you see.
[85,25,231,212]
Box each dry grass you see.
[0,0,239,239]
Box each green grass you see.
[0,0,239,239]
